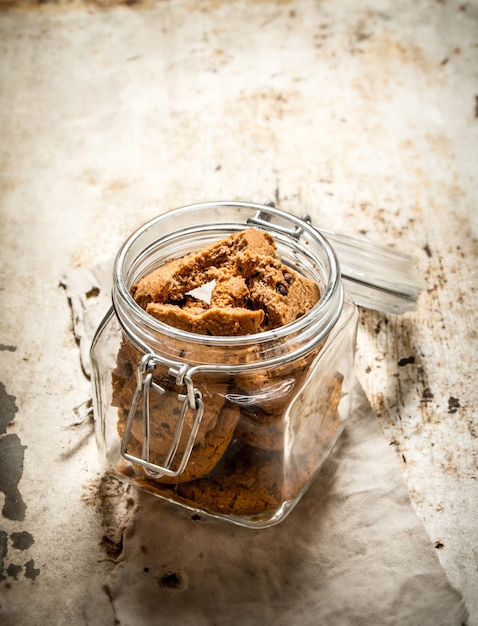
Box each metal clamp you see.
[247,208,306,240]
[121,353,204,478]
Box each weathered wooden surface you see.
[0,0,477,623]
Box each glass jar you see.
[90,202,359,528]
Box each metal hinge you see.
[247,205,307,240]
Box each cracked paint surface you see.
[0,383,40,584]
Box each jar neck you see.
[112,202,345,370]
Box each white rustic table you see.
[0,1,477,624]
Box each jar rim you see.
[113,201,344,351]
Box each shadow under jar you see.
[90,202,358,528]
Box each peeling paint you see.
[0,383,27,521]
[0,383,37,584]
[0,344,16,352]
[6,562,22,580]
[11,531,34,551]
[0,529,7,582]
[0,381,18,435]
[0,434,27,521]
[24,559,40,580]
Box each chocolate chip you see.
[276,283,288,296]
[283,272,294,284]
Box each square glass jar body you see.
[90,202,359,528]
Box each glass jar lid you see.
[312,226,426,314]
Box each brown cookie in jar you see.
[229,346,321,425]
[231,366,342,455]
[119,402,240,485]
[172,441,285,517]
[131,228,320,336]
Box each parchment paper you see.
[62,265,468,626]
